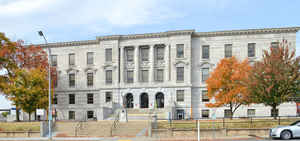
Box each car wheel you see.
[281,130,292,140]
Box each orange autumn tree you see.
[0,33,56,121]
[205,57,252,118]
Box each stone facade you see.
[41,27,300,120]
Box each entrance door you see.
[177,110,185,120]
[155,93,164,108]
[140,93,149,108]
[125,93,134,108]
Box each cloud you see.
[0,0,183,43]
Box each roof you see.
[37,27,300,48]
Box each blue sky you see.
[0,0,300,108]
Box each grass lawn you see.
[0,122,40,131]
[158,118,300,129]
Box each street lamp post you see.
[38,31,52,140]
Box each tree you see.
[0,33,56,121]
[247,40,300,119]
[205,57,252,119]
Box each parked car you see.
[270,120,300,140]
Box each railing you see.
[110,109,120,137]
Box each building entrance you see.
[140,93,149,108]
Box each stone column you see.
[120,46,124,84]
[134,46,139,83]
[165,44,170,81]
[149,45,154,83]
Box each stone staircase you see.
[127,109,168,120]
[54,121,113,137]
[111,120,149,137]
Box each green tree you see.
[248,40,300,118]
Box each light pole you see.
[38,31,52,140]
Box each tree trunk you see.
[29,112,31,121]
[16,107,20,122]
[271,105,277,119]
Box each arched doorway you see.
[155,92,164,108]
[125,93,134,108]
[140,93,149,108]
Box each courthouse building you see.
[40,27,300,121]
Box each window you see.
[87,111,94,119]
[127,70,134,83]
[87,93,93,104]
[140,70,149,82]
[87,52,94,65]
[140,47,149,61]
[54,73,58,88]
[176,67,184,82]
[105,70,112,84]
[202,110,209,118]
[105,92,112,102]
[156,46,164,60]
[202,45,209,59]
[69,53,75,66]
[225,44,232,58]
[247,109,255,117]
[155,69,164,82]
[69,94,75,104]
[271,42,279,49]
[176,44,184,58]
[105,48,112,62]
[248,43,256,57]
[126,47,134,62]
[271,109,279,117]
[69,73,75,87]
[176,90,184,102]
[87,73,93,86]
[53,94,57,105]
[69,111,75,120]
[202,68,209,82]
[224,109,232,118]
[51,55,57,67]
[202,90,209,102]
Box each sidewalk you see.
[0,136,269,141]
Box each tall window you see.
[87,52,94,65]
[202,90,209,102]
[202,45,209,59]
[105,70,112,84]
[202,110,209,118]
[248,43,256,57]
[271,42,279,49]
[155,69,164,82]
[51,55,57,67]
[202,68,209,82]
[140,47,149,61]
[176,90,184,102]
[247,109,255,117]
[69,94,75,104]
[156,46,165,61]
[105,48,112,62]
[69,53,75,66]
[140,70,149,82]
[53,94,57,104]
[127,70,134,83]
[87,111,94,119]
[176,44,184,58]
[126,47,134,62]
[87,93,94,104]
[69,111,75,120]
[176,67,184,82]
[105,92,112,102]
[87,73,93,86]
[69,73,75,87]
[225,44,232,58]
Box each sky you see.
[0,0,300,108]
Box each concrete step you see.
[112,121,148,137]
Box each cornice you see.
[37,40,98,48]
[193,27,300,37]
[97,29,195,41]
